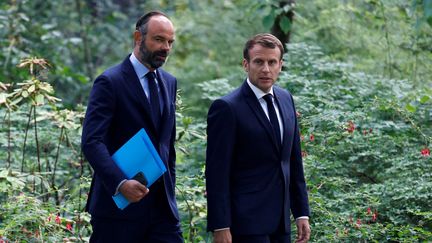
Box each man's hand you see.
[295,218,311,243]
[213,229,232,243]
[119,179,149,203]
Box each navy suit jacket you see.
[206,81,309,235]
[81,55,179,220]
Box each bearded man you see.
[81,11,183,243]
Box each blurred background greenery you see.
[1,0,431,242]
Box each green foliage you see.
[175,90,208,242]
[293,0,432,85]
[1,0,432,242]
[0,191,91,242]
[283,42,432,242]
[0,56,91,241]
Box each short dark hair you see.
[243,33,284,61]
[135,10,170,35]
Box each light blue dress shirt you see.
[129,53,164,112]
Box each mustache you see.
[153,50,168,57]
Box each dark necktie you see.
[263,94,281,145]
[145,72,161,128]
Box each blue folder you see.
[111,128,167,210]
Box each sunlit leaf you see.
[22,90,28,98]
[0,93,6,104]
[405,103,416,112]
[35,94,45,105]
[419,95,430,104]
[28,84,35,93]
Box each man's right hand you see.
[213,229,232,243]
[119,179,149,203]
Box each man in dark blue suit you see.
[81,11,183,242]
[206,33,311,243]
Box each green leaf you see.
[405,103,416,112]
[28,84,35,93]
[263,14,275,29]
[10,97,22,106]
[36,94,44,105]
[0,93,6,104]
[419,95,430,104]
[279,15,291,34]
[22,90,29,98]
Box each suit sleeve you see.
[81,75,127,196]
[205,99,236,231]
[288,94,310,218]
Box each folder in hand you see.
[111,128,167,210]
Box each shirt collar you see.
[130,52,155,78]
[246,78,274,100]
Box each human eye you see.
[154,36,164,42]
[269,60,277,66]
[254,59,263,65]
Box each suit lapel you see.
[121,57,157,133]
[274,87,293,155]
[241,82,281,152]
[156,70,172,140]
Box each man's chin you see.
[150,61,166,69]
[150,64,163,69]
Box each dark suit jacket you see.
[81,55,179,220]
[206,81,309,235]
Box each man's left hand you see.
[295,218,310,243]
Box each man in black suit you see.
[206,33,310,243]
[81,11,183,242]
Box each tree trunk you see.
[271,0,295,47]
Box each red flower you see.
[372,210,378,222]
[421,148,430,157]
[372,212,377,222]
[47,215,51,222]
[346,121,355,133]
[66,223,73,232]
[310,134,315,142]
[355,219,362,229]
[55,215,61,224]
[301,151,308,157]
[367,207,371,215]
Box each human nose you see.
[161,41,171,51]
[262,63,270,72]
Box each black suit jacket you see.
[81,55,178,220]
[206,81,309,235]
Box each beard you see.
[139,39,168,69]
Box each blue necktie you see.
[145,72,161,128]
[263,94,281,145]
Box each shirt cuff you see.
[296,216,309,221]
[214,228,230,232]
[114,179,128,195]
